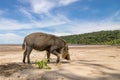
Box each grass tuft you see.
[35,59,51,69]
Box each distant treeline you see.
[61,30,120,45]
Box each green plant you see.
[35,59,51,69]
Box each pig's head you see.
[61,45,70,60]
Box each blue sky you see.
[0,0,120,44]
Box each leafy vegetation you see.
[61,30,120,45]
[35,59,51,69]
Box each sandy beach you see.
[0,45,120,80]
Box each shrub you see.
[35,59,51,69]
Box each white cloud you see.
[0,10,119,35]
[0,7,119,36]
[0,14,69,30]
[57,21,120,35]
[19,7,35,20]
[0,18,32,30]
[0,33,23,44]
[31,0,55,14]
[59,0,78,6]
[21,0,78,14]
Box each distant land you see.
[61,30,120,45]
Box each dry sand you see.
[0,45,120,80]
